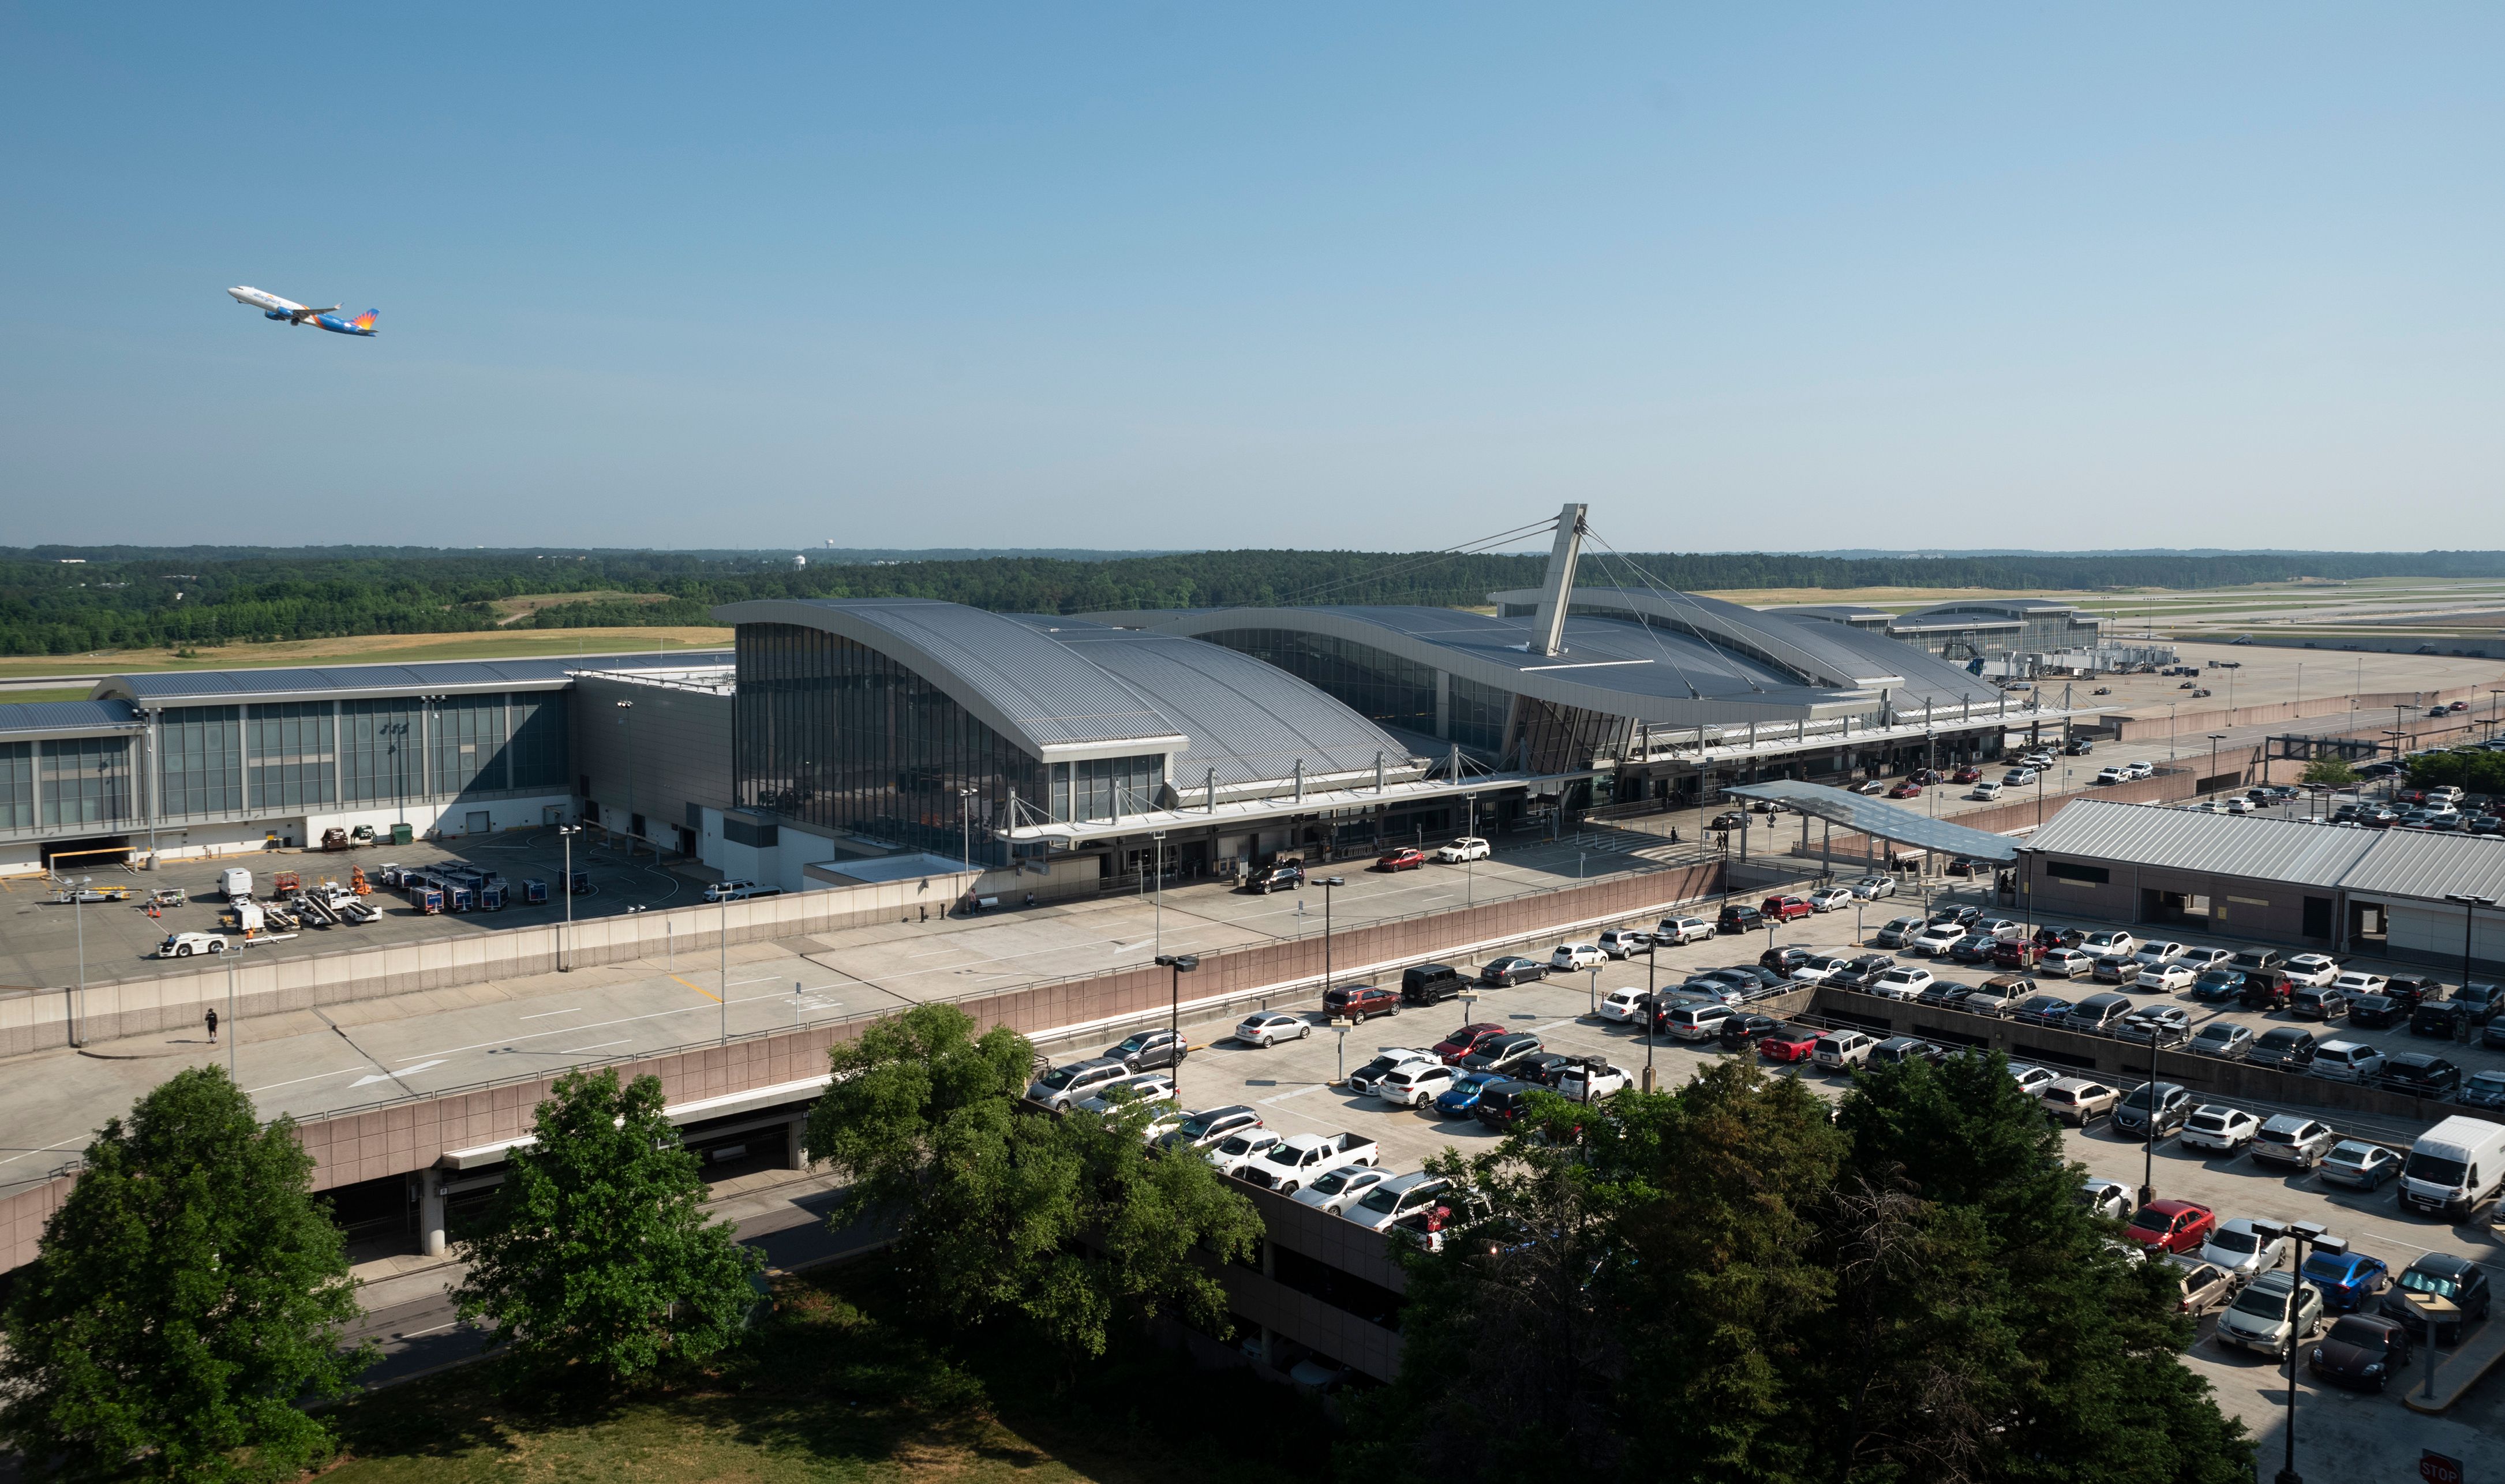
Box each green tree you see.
[2300,757,2357,788]
[0,1066,372,1481]
[452,1067,761,1385]
[804,1002,1259,1361]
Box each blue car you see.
[2302,1248,2391,1313]
[1433,1071,1504,1119]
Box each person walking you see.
[204,1007,219,1045]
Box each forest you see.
[3,542,2502,657]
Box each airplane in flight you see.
[226,286,379,336]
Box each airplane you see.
[226,286,379,336]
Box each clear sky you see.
[5,5,2500,553]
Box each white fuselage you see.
[228,286,304,314]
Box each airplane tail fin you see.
[350,309,379,333]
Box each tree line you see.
[5,542,2504,656]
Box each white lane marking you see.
[392,1059,447,1077]
[516,1007,583,1020]
[1259,1085,1331,1105]
[246,1067,368,1093]
[728,976,784,986]
[556,1039,632,1054]
[396,1321,462,1338]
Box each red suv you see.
[1375,847,1426,872]
[1761,895,1814,922]
[2124,1200,2216,1254]
[1952,766,1983,784]
[1434,1022,1510,1065]
[1990,939,2046,969]
[1321,983,1399,1022]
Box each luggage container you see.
[447,886,475,913]
[479,885,506,911]
[413,887,444,915]
[522,879,549,905]
[566,870,590,895]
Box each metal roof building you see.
[2021,798,2505,976]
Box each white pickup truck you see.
[1233,1132,1381,1194]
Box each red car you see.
[1320,983,1399,1021]
[2124,1200,2216,1255]
[1435,1022,1510,1065]
[1760,895,1813,922]
[1952,767,1983,785]
[1375,847,1426,872]
[1888,782,1923,799]
[1759,1025,1821,1063]
[1990,939,2046,969]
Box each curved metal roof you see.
[0,698,143,739]
[1010,618,1420,789]
[95,651,731,707]
[713,599,1186,759]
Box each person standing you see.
[204,1007,219,1045]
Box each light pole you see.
[2489,689,2504,741]
[2275,1220,2331,1484]
[2443,893,2495,990]
[1151,829,1166,957]
[2206,733,2227,795]
[1642,938,1658,1092]
[720,878,731,1045]
[556,825,579,971]
[1465,794,1477,906]
[1155,953,1199,1100]
[615,699,638,859]
[1317,876,1345,995]
[227,953,237,1078]
[960,786,978,879]
[72,876,88,1039]
[2139,1015,2162,1208]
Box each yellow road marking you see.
[671,973,722,1003]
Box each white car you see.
[1434,837,1492,863]
[2080,930,2138,957]
[1071,1071,1177,1116]
[2180,1104,2262,1153]
[1234,1012,1312,1048]
[1551,942,1605,970]
[1868,966,1934,1000]
[1204,1129,1287,1179]
[1339,1172,1456,1232]
[702,878,760,902]
[2223,797,2254,815]
[1907,924,1965,957]
[2095,766,2128,785]
[1346,1049,1435,1096]
[1599,988,1654,1024]
[2199,1217,2293,1281]
[2178,947,2235,972]
[2330,970,2389,999]
[1656,916,1715,945]
[2215,1272,2323,1355]
[2002,769,2037,786]
[1291,1164,1391,1215]
[1789,955,1850,985]
[2124,760,2155,780]
[1971,781,2005,801]
[156,931,230,958]
[1556,1061,1631,1100]
[2132,940,2188,967]
[2008,1062,2057,1097]
[2023,751,2057,769]
[2080,1177,2135,1221]
[1812,1030,1877,1068]
[1376,1060,1458,1107]
[1807,887,1855,913]
[2135,963,2197,994]
[2285,954,2341,988]
[2310,1041,2386,1083]
[1851,875,1896,900]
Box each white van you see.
[2400,1115,2505,1220]
[220,867,253,901]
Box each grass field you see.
[310,1261,1316,1484]
[0,627,735,683]
[489,591,682,625]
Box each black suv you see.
[2379,1054,2462,1099]
[2413,1000,2469,1039]
[1402,963,1470,1005]
[1246,861,1305,893]
[1718,903,1765,933]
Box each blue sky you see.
[4,5,2499,552]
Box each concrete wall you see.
[1216,1183,1409,1381]
[2019,859,2338,946]
[570,676,732,857]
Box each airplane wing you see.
[290,303,342,320]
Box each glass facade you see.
[1049,753,1166,823]
[1514,698,1631,774]
[247,702,337,811]
[40,734,134,827]
[1200,629,1439,736]
[159,705,244,818]
[430,695,510,797]
[735,622,1044,865]
[0,741,31,830]
[1450,674,1512,754]
[507,693,570,790]
[339,699,422,806]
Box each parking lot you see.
[1100,893,2505,1476]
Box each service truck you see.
[1232,1132,1379,1194]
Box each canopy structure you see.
[1721,780,2021,863]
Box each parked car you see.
[1292,1164,1394,1215]
[2380,1254,2494,1344]
[2247,1115,2339,1170]
[2013,994,2077,1027]
[2308,1314,2412,1391]
[2095,766,2128,785]
[1760,895,1814,922]
[2216,1270,2325,1355]
[2302,1247,2392,1313]
[1433,836,1492,863]
[2038,947,2096,980]
[2309,1040,2386,1083]
[2198,1217,2292,1280]
[1551,942,1606,970]
[1246,861,1305,893]
[1759,945,1818,975]
[2247,1026,2320,1070]
[1717,904,1765,934]
[1656,915,1716,945]
[2123,1198,2216,1255]
[1237,1132,1380,1193]
[1811,1029,1877,1069]
[1376,1060,1459,1107]
[2008,1063,2058,1098]
[2316,1141,2403,1191]
[1829,953,1897,991]
[2080,930,2139,957]
[1106,1028,1191,1071]
[1477,956,1547,988]
[1908,923,1966,957]
[1555,1058,1631,1101]
[2135,962,2198,994]
[2380,1053,2462,1100]
[1432,1071,1509,1119]
[1849,875,1896,900]
[1234,1012,1312,1048]
[1597,928,1652,959]
[2180,1104,2262,1152]
[2165,1255,2241,1317]
[1598,988,1654,1025]
[1867,966,1934,1000]
[1375,847,1426,872]
[2063,992,2136,1035]
[1433,1022,1511,1064]
[1338,1172,1455,1232]
[1888,781,1922,799]
[2460,1069,2505,1111]
[1456,1032,1547,1075]
[2290,986,2351,1022]
[2122,1005,2194,1046]
[1718,1013,1784,1052]
[1204,1129,1289,1179]
[2240,972,2297,1012]
[1027,1057,1132,1111]
[1871,915,1926,949]
[2079,1176,2135,1221]
[1947,933,2000,965]
[1320,984,1401,1022]
[2188,969,2247,1003]
[1805,887,1855,913]
[2281,954,2339,987]
[1961,974,2035,1016]
[1759,1024,1823,1063]
[1346,1050,1433,1097]
[2039,1077,2121,1126]
[1156,1105,1262,1152]
[2113,1081,2194,1140]
[2414,1000,2470,1039]
[2187,1022,2253,1061]
[2329,970,2388,1001]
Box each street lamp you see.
[615,699,638,859]
[1642,936,1658,1092]
[2139,1014,2162,1208]
[1154,953,1200,1100]
[2442,893,2495,991]
[1316,876,1345,995]
[2206,733,2227,795]
[1151,829,1166,957]
[556,825,580,972]
[1465,793,1478,907]
[70,876,89,1045]
[2275,1219,2331,1484]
